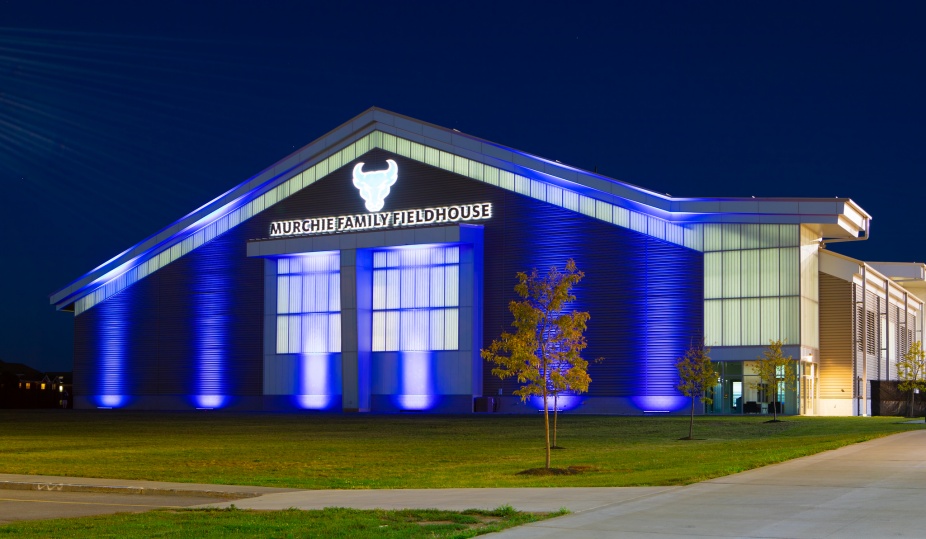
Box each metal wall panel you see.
[74,149,703,408]
[818,273,853,399]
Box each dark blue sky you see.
[2,1,924,371]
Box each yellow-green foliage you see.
[676,340,717,438]
[481,259,594,468]
[676,340,716,404]
[749,340,797,420]
[897,341,926,417]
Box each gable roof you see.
[51,107,871,314]
[0,359,44,379]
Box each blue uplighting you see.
[275,252,342,410]
[95,289,127,408]
[529,395,583,411]
[294,353,340,410]
[98,394,126,408]
[483,188,702,412]
[394,351,437,410]
[630,395,689,412]
[193,238,232,409]
[195,395,227,409]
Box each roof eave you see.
[50,107,875,311]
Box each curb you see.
[0,480,264,499]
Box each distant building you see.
[50,109,924,415]
[0,360,71,408]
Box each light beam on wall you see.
[194,243,231,409]
[95,293,127,408]
[395,351,436,410]
[530,394,582,412]
[294,353,339,410]
[631,395,689,412]
[277,252,342,410]
[490,196,702,413]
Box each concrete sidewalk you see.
[487,429,926,538]
[0,472,673,513]
[204,486,677,513]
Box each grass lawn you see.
[0,411,922,488]
[0,506,561,538]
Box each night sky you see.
[2,2,924,372]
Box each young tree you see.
[481,259,593,469]
[750,340,797,421]
[897,341,926,418]
[675,339,716,440]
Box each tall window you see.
[276,252,341,354]
[703,223,801,346]
[372,246,459,351]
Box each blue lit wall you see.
[73,148,700,412]
[192,237,233,408]
[90,288,129,408]
[75,273,138,408]
[74,218,264,410]
[480,183,703,413]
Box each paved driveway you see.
[0,489,222,524]
[0,475,294,525]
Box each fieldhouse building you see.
[51,108,925,416]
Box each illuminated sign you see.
[353,159,398,212]
[269,202,492,237]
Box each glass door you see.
[708,362,747,414]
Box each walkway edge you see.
[0,474,299,499]
[0,480,256,499]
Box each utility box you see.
[474,396,497,412]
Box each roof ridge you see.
[51,109,871,314]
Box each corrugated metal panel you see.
[477,165,703,398]
[864,289,881,383]
[74,215,266,404]
[74,149,703,407]
[819,273,853,399]
[887,304,898,380]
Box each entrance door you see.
[730,380,743,414]
[800,363,815,415]
[718,361,744,414]
[708,362,745,414]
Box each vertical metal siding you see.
[819,273,854,399]
[73,149,702,407]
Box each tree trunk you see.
[543,384,551,468]
[688,395,694,439]
[552,393,559,448]
[772,388,778,421]
[910,391,916,419]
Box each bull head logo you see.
[352,159,398,212]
